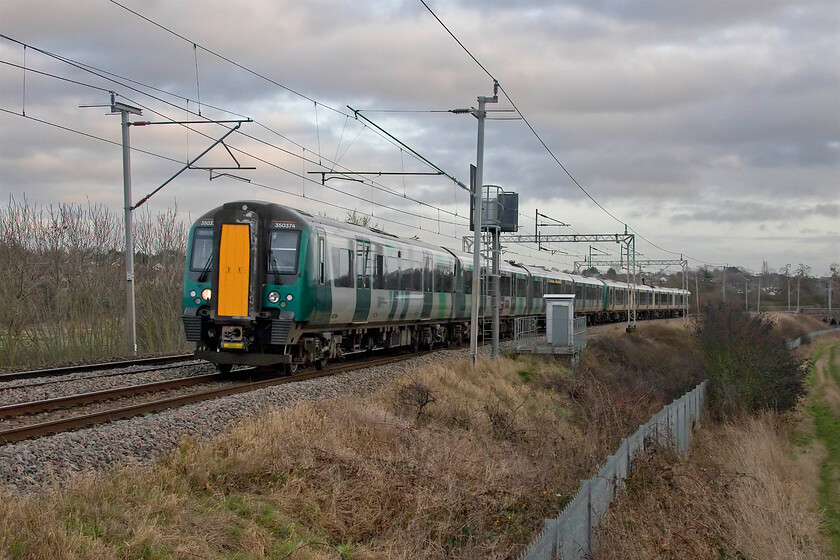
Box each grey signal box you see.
[469,185,519,232]
[545,294,575,346]
[545,294,586,354]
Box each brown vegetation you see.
[593,315,837,560]
[0,325,701,559]
[593,413,830,560]
[771,311,834,343]
[694,303,810,418]
[0,198,189,368]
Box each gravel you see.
[0,347,486,495]
[0,360,214,405]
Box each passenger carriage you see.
[566,274,606,321]
[182,200,691,373]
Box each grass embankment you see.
[594,414,829,559]
[803,336,840,552]
[594,319,838,560]
[0,323,702,559]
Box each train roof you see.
[565,273,606,287]
[514,264,575,283]
[601,279,632,289]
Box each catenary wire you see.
[0,33,459,209]
[417,0,722,268]
[0,35,472,227]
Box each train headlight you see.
[189,290,197,298]
[201,289,212,301]
[279,301,287,308]
[285,294,294,301]
[268,291,281,304]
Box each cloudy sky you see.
[1,0,838,276]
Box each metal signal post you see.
[469,83,498,365]
[112,96,143,356]
[96,93,252,356]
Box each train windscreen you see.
[190,227,214,271]
[268,230,301,275]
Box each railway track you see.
[1,361,214,393]
[0,353,421,445]
[0,354,196,383]
[0,318,685,446]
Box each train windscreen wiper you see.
[197,253,213,282]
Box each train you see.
[181,200,690,373]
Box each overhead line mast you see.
[468,83,499,364]
[86,93,253,355]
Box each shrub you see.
[0,197,189,368]
[693,303,808,418]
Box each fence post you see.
[675,398,680,450]
[654,415,660,448]
[586,478,593,556]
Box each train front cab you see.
[182,202,307,372]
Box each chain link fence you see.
[519,380,708,560]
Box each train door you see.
[421,251,433,319]
[329,238,355,324]
[353,239,371,323]
[309,228,331,323]
[217,223,251,317]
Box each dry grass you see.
[595,330,840,560]
[0,325,701,559]
[770,312,833,342]
[808,334,840,416]
[594,414,831,560]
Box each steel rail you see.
[0,373,223,419]
[0,354,196,383]
[0,353,419,445]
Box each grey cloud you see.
[0,0,837,274]
[671,201,839,224]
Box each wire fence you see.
[786,327,840,350]
[518,380,709,560]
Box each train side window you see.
[463,267,472,295]
[423,255,432,293]
[532,278,544,298]
[356,242,370,288]
[501,273,511,297]
[411,260,422,292]
[373,254,385,289]
[386,256,400,290]
[516,275,528,298]
[366,248,375,286]
[435,263,453,293]
[399,259,411,291]
[332,247,353,288]
[318,235,326,284]
[190,227,214,271]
